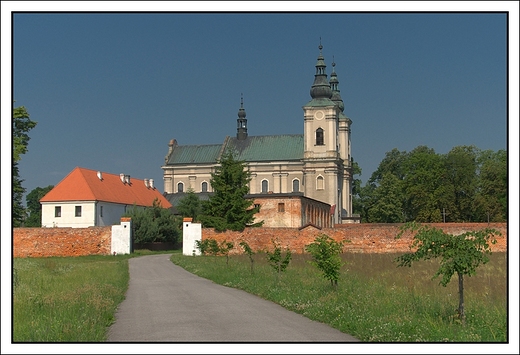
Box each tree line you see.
[352,145,507,223]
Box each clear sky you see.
[5,4,515,202]
[2,2,519,353]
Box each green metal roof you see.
[227,135,303,162]
[166,144,222,165]
[303,97,336,107]
[166,134,304,165]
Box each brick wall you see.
[13,227,112,258]
[203,223,507,254]
[13,222,507,258]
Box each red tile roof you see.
[40,167,172,208]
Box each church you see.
[162,43,356,226]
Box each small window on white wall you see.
[261,180,268,193]
[201,181,208,192]
[55,206,61,217]
[178,182,184,193]
[100,206,103,217]
[75,206,82,217]
[316,128,324,146]
[317,176,324,190]
[292,179,300,192]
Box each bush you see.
[123,198,181,244]
[305,234,344,287]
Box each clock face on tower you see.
[314,110,324,120]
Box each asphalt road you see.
[106,253,359,342]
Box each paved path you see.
[106,254,359,342]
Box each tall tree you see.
[13,105,37,227]
[442,145,479,222]
[360,148,408,222]
[25,185,54,227]
[474,149,507,222]
[367,172,404,223]
[402,146,445,222]
[176,188,201,221]
[199,150,263,231]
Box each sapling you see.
[395,221,500,323]
[266,239,292,282]
[239,241,255,274]
[305,234,344,288]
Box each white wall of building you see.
[42,201,144,228]
[111,219,132,255]
[41,201,96,228]
[182,219,201,256]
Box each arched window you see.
[316,176,324,190]
[292,179,300,192]
[201,181,208,192]
[316,128,324,146]
[261,179,269,193]
[177,182,184,193]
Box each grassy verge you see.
[170,252,507,342]
[12,249,176,342]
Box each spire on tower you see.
[237,93,248,140]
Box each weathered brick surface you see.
[204,223,507,254]
[13,227,112,258]
[13,223,506,258]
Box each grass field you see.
[170,251,508,342]
[12,249,507,342]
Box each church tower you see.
[302,41,343,224]
[236,94,248,140]
[330,58,353,219]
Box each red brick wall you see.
[203,223,507,254]
[13,227,112,258]
[13,223,507,258]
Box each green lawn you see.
[170,251,508,342]
[12,250,507,342]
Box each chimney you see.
[149,179,154,189]
[120,173,125,183]
[124,175,131,184]
[144,179,149,188]
[97,171,103,180]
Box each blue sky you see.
[5,5,515,206]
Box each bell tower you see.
[302,41,342,224]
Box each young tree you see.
[395,222,500,323]
[266,240,292,282]
[239,241,255,274]
[176,188,201,221]
[305,234,344,287]
[200,150,263,231]
[219,240,234,265]
[25,185,54,227]
[196,238,219,255]
[13,105,37,227]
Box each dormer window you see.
[316,128,324,146]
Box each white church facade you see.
[162,44,356,225]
